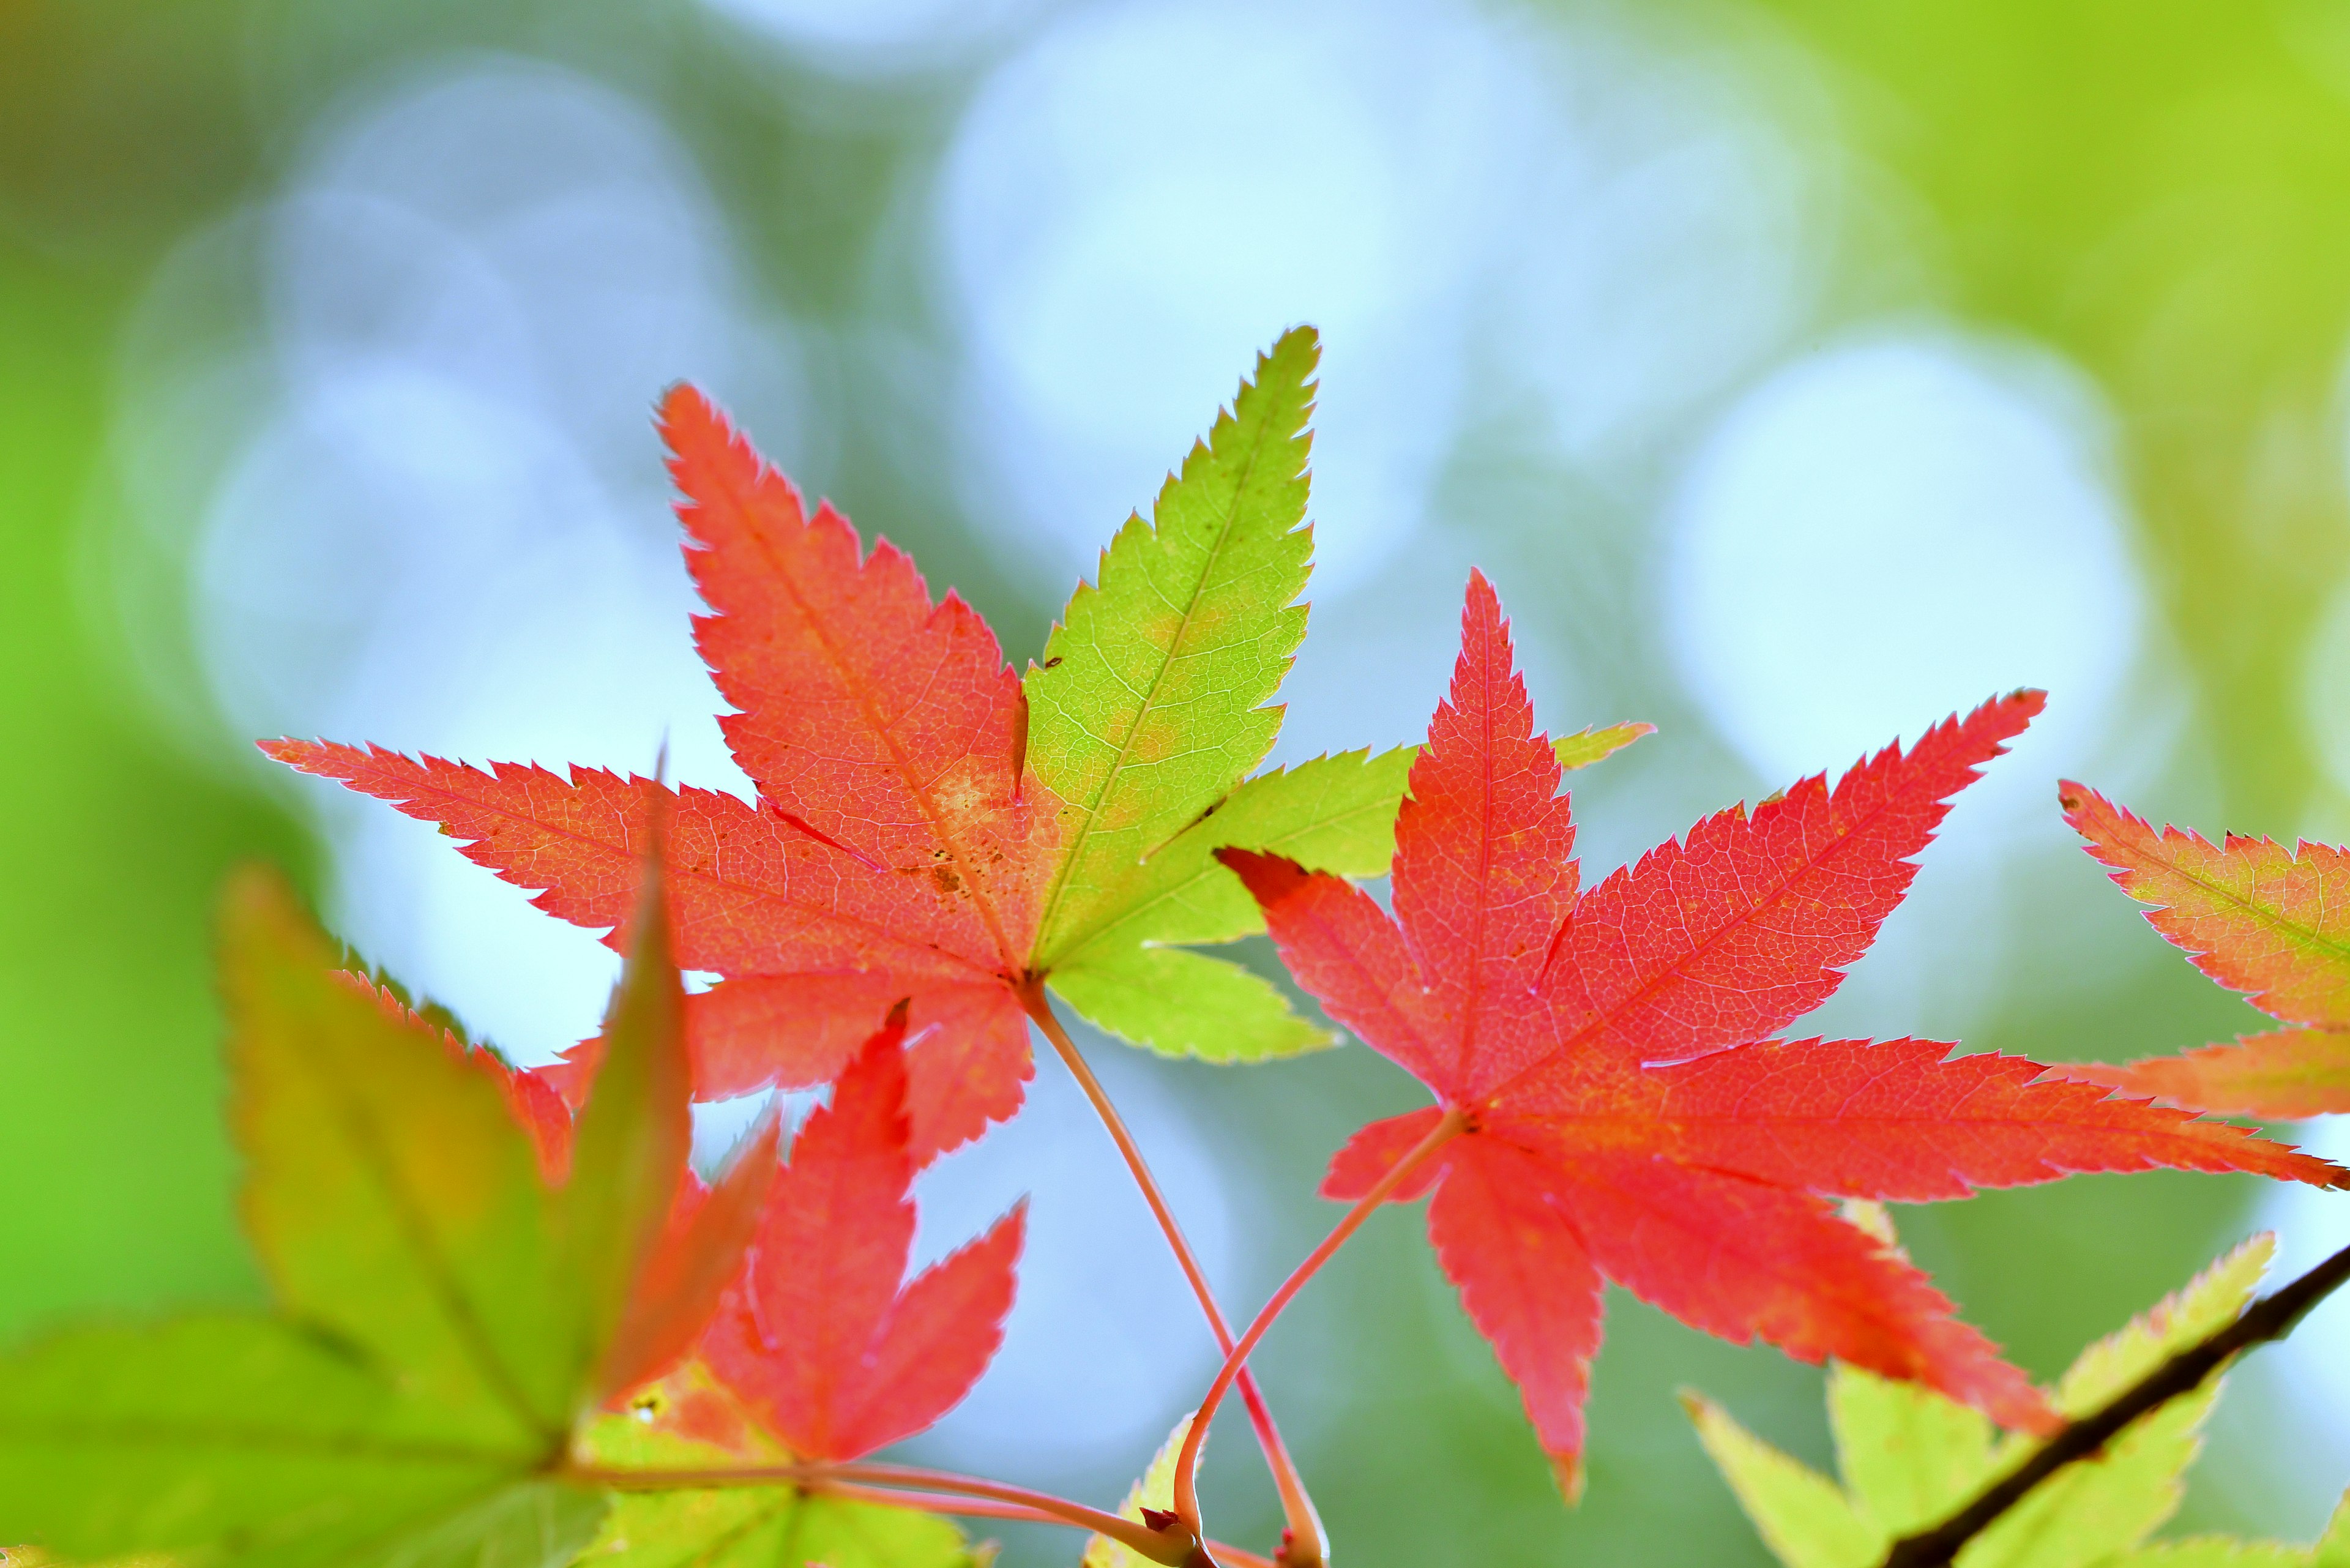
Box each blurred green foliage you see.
[0,249,299,1327]
[1742,0,2350,823]
[5,0,2350,1563]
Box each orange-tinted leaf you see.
[2049,783,2350,1123]
[830,1201,1025,1462]
[260,742,1011,1159]
[255,747,993,985]
[265,358,1375,1155]
[267,355,1404,1155]
[1227,571,2341,1484]
[700,1010,1021,1461]
[2067,1028,2350,1120]
[343,973,575,1183]
[598,1113,781,1402]
[664,386,1053,965]
[2060,782,2350,1028]
[264,392,1062,1163]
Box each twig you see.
[1882,1238,2350,1568]
[1021,982,1327,1566]
[1172,1107,1469,1533]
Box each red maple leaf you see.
[265,388,1059,1162]
[1218,571,2343,1493]
[700,1005,1025,1461]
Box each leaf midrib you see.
[1484,750,1967,1107]
[0,1419,529,1466]
[2125,827,2350,1009]
[1056,772,1401,970]
[368,760,995,985]
[288,1012,559,1446]
[1034,409,1285,965]
[1448,638,1502,1098]
[722,495,1024,978]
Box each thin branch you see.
[1173,1107,1469,1533]
[1021,982,1327,1566]
[1882,1238,2350,1568]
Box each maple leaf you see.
[699,1005,1023,1461]
[264,329,1649,1161]
[0,845,765,1564]
[1689,1225,2350,1568]
[2050,783,2350,1119]
[564,1016,1020,1567]
[1218,571,2345,1494]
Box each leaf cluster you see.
[6,329,2347,1567]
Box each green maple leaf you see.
[1021,326,1348,1061]
[1688,1222,2349,1568]
[1024,328,1647,1062]
[0,853,748,1566]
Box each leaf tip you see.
[1214,846,1311,908]
[655,379,714,431]
[1550,1449,1587,1506]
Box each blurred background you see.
[7,0,2350,1559]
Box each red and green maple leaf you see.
[1218,571,2344,1495]
[265,329,1588,1162]
[570,1009,1022,1567]
[699,1005,1024,1462]
[0,844,777,1562]
[2050,783,2350,1118]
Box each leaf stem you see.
[572,1456,1194,1564]
[1881,1236,2350,1568]
[813,1480,1278,1568]
[1171,1106,1469,1536]
[1020,982,1327,1566]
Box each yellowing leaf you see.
[1549,722,1654,774]
[1082,1414,1197,1568]
[1692,1232,2277,1568]
[1046,727,1655,1062]
[1045,748,1410,1060]
[1966,1236,2274,1568]
[1683,1392,1878,1568]
[1829,1366,1997,1540]
[1030,329,1318,968]
[0,856,724,1566]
